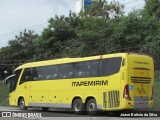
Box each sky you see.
[0,0,145,48]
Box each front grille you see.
[131,77,151,83]
[108,90,120,108]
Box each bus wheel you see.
[86,99,98,116]
[42,107,49,112]
[73,99,85,114]
[19,98,27,110]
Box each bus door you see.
[131,68,150,108]
[5,75,17,106]
[18,68,33,104]
[5,69,22,106]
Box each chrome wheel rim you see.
[74,102,81,111]
[20,100,24,109]
[89,103,96,111]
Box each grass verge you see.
[0,83,9,106]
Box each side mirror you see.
[5,74,15,85]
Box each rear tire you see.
[86,99,98,116]
[72,99,85,114]
[19,98,27,110]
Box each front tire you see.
[19,98,27,110]
[72,99,85,114]
[86,99,98,116]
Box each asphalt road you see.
[0,106,159,120]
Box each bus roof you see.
[14,53,135,70]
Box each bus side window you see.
[99,57,122,76]
[19,68,32,85]
[46,65,59,80]
[33,67,45,80]
[59,64,73,79]
[74,61,90,78]
[90,60,99,77]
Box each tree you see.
[0,0,160,75]
[8,29,38,60]
[0,29,38,79]
[35,12,82,59]
[144,0,160,20]
[80,0,124,19]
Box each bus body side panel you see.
[9,92,16,106]
[27,80,71,108]
[98,74,121,110]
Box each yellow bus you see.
[5,53,154,115]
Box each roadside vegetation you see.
[0,84,9,106]
[0,0,160,78]
[154,77,160,110]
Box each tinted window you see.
[9,69,22,92]
[46,65,58,79]
[90,60,99,77]
[74,61,90,78]
[19,68,32,84]
[14,69,22,82]
[59,64,73,79]
[19,57,122,81]
[99,57,122,76]
[33,67,45,80]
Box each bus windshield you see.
[5,69,22,93]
